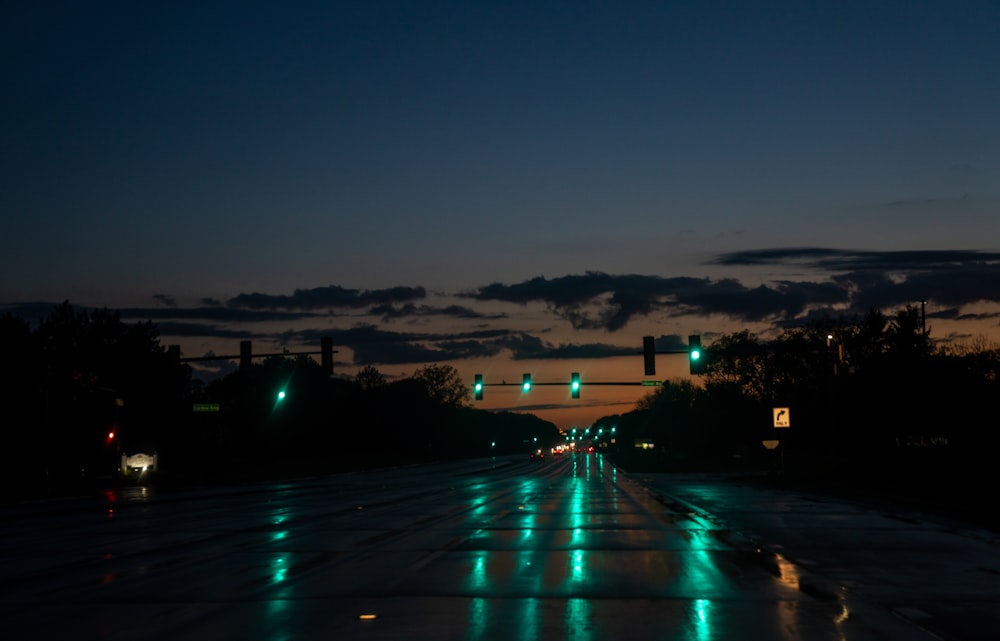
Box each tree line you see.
[598,305,1000,476]
[7,301,998,492]
[0,303,559,492]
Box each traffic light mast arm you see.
[641,335,710,376]
[475,380,655,386]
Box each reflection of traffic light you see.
[571,372,580,399]
[689,335,705,375]
[474,374,484,400]
[522,373,532,392]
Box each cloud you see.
[13,247,1000,373]
[464,271,848,329]
[495,332,637,360]
[153,294,177,307]
[285,325,511,365]
[369,302,506,321]
[153,321,255,340]
[119,306,321,323]
[464,272,709,331]
[713,248,1000,321]
[713,247,1000,272]
[228,285,426,310]
[462,250,1000,332]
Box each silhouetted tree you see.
[412,363,469,407]
[355,365,387,391]
[703,330,768,401]
[0,302,189,487]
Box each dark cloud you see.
[465,272,710,331]
[494,332,637,360]
[370,302,506,320]
[153,294,177,307]
[713,248,1000,272]
[2,302,317,331]
[277,326,639,365]
[154,321,255,340]
[228,285,426,310]
[713,248,1000,323]
[119,307,320,324]
[464,249,1000,332]
[284,325,512,365]
[465,272,848,329]
[12,247,1000,373]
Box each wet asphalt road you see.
[1,453,997,640]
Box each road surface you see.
[2,453,997,640]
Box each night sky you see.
[3,1,999,429]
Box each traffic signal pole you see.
[171,338,338,375]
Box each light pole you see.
[920,300,927,345]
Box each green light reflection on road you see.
[467,597,489,641]
[519,597,540,641]
[692,598,714,641]
[520,503,536,544]
[272,556,288,584]
[565,599,593,641]
[265,548,294,641]
[569,549,588,586]
[683,548,720,608]
[467,550,490,593]
[518,549,544,595]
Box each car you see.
[529,449,545,462]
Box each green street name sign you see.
[193,403,221,412]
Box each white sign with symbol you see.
[773,407,791,428]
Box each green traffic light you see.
[277,390,286,401]
[690,349,701,361]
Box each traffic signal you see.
[571,372,580,399]
[276,389,286,401]
[474,374,484,400]
[642,336,655,376]
[689,335,705,375]
[240,340,252,371]
[321,336,334,376]
[522,373,532,392]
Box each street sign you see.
[641,380,662,386]
[773,407,790,428]
[193,403,221,412]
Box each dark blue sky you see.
[3,1,999,428]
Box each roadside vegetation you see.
[0,303,558,494]
[4,301,998,531]
[599,306,1000,530]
